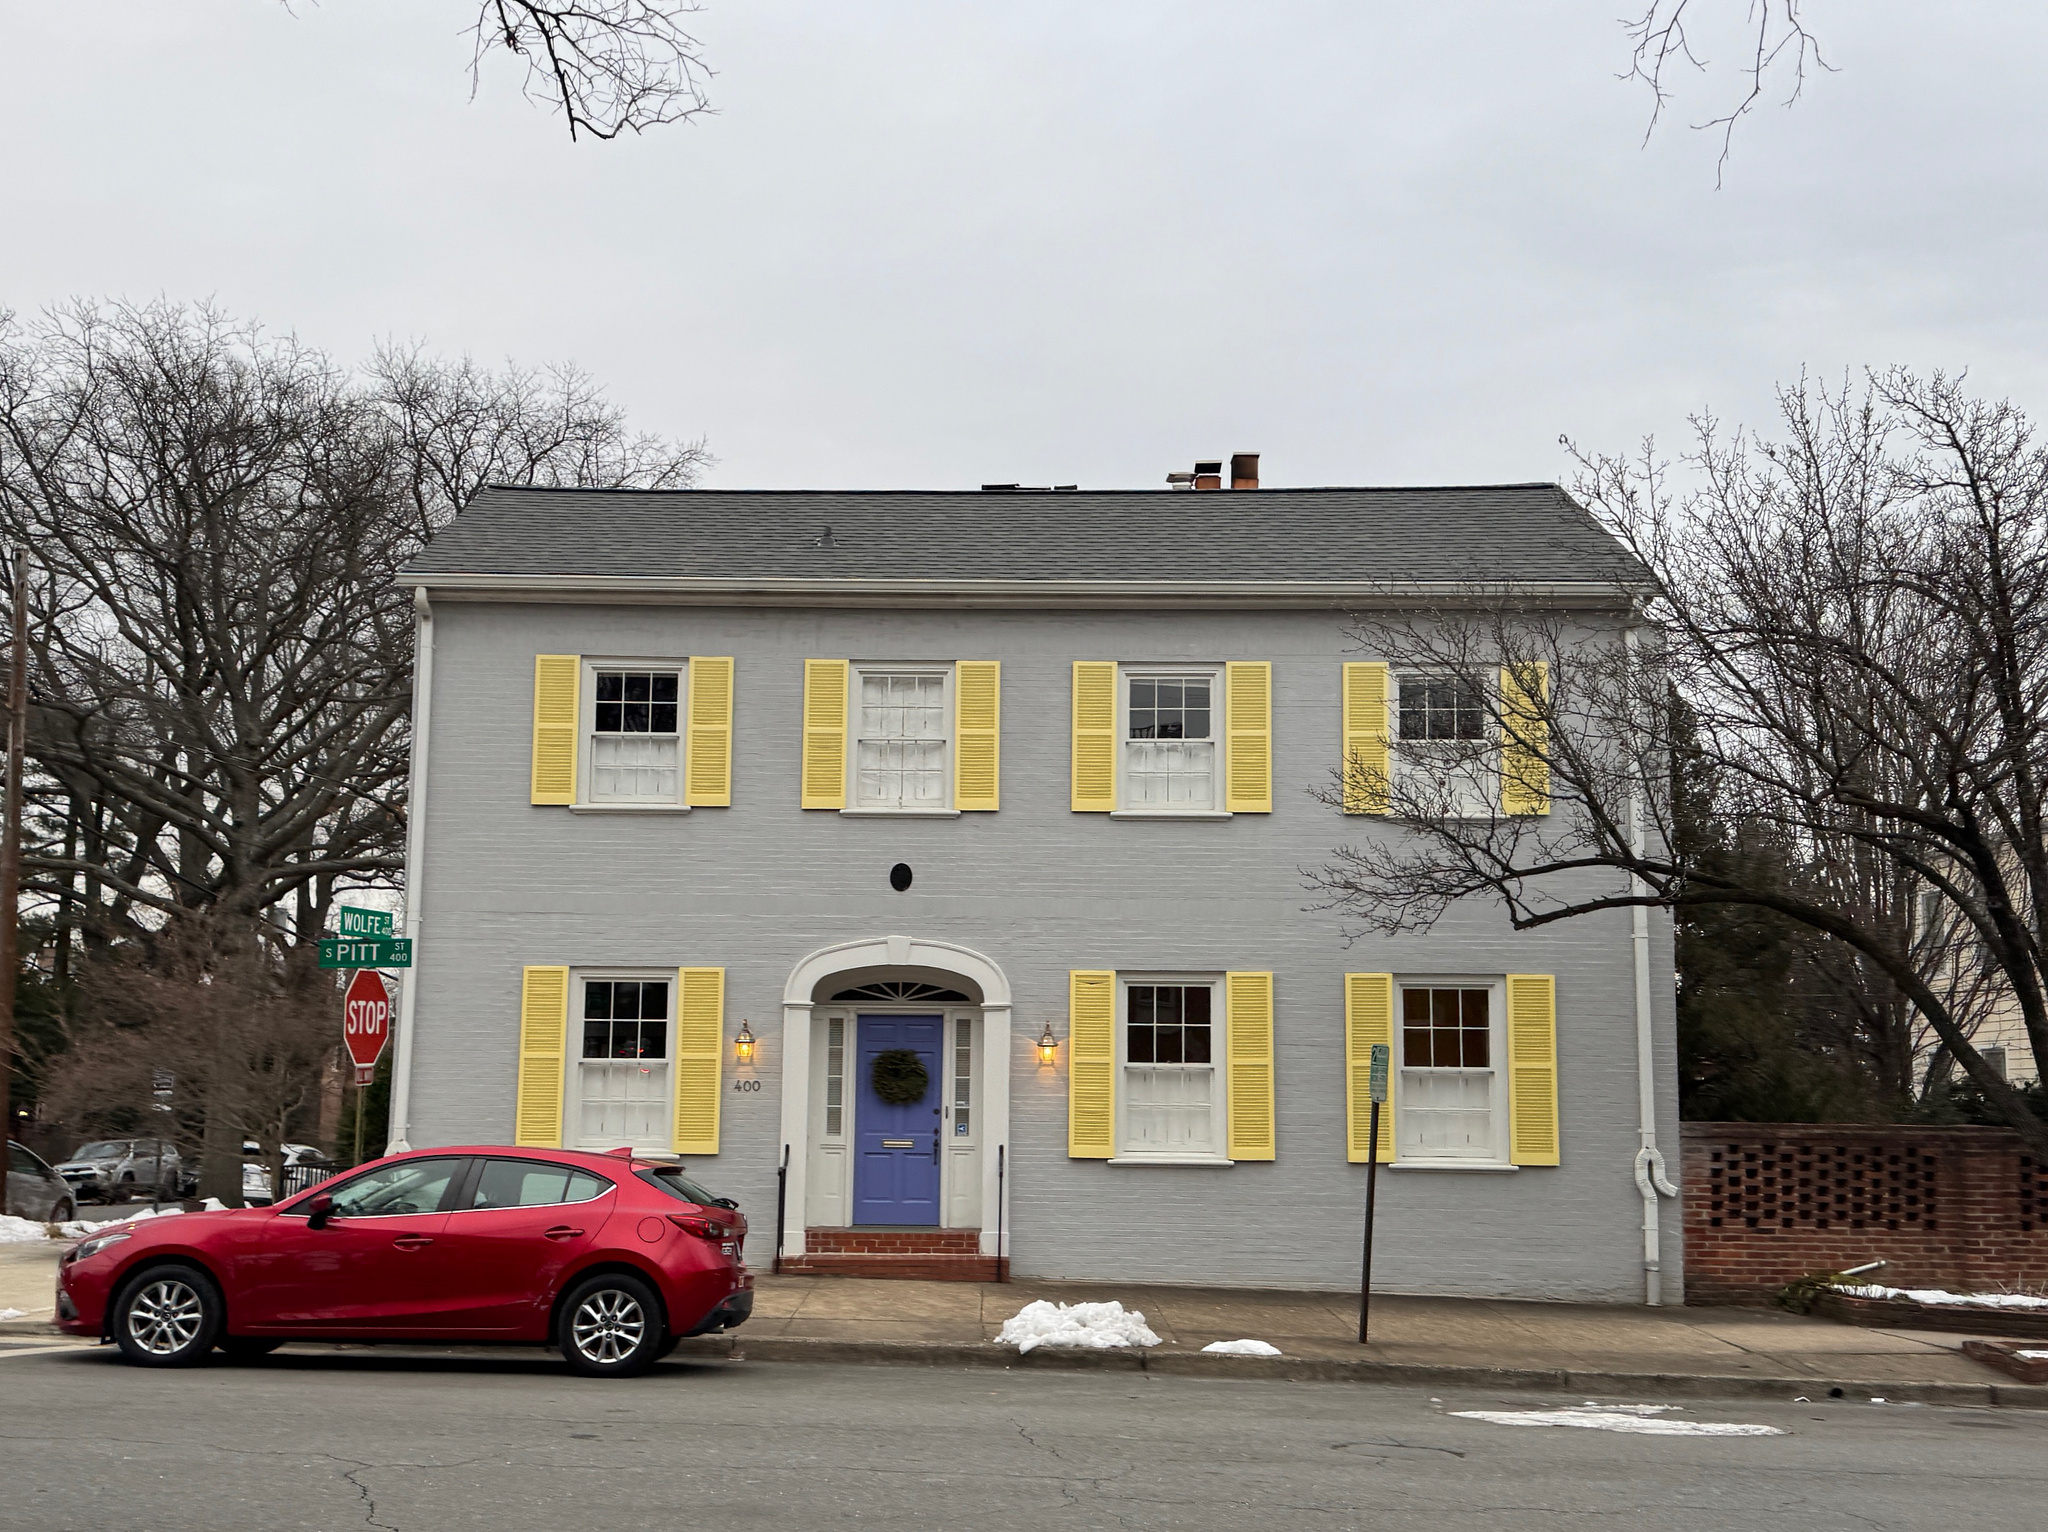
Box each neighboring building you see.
[388,463,1682,1301]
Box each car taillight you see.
[667,1214,727,1241]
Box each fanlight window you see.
[829,981,972,1003]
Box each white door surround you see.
[777,936,1012,1260]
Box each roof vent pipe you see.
[1230,453,1259,490]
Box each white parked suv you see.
[53,1139,182,1203]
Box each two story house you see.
[387,466,1683,1301]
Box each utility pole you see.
[0,548,29,1211]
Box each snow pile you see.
[0,1216,57,1244]
[1451,1402,1784,1438]
[2018,1350,2048,1361]
[0,1308,26,1321]
[53,1220,94,1238]
[1836,1283,2048,1310]
[1201,1338,1282,1356]
[997,1300,1162,1354]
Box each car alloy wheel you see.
[129,1280,204,1355]
[560,1273,663,1377]
[113,1263,222,1367]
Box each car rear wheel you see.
[51,1200,74,1223]
[560,1274,664,1378]
[112,1264,222,1367]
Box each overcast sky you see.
[1,3,2041,492]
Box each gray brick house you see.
[387,468,1682,1301]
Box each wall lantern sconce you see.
[1037,1023,1059,1066]
[735,1021,756,1064]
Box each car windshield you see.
[74,1142,130,1160]
[636,1166,734,1208]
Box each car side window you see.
[324,1158,465,1218]
[466,1159,611,1210]
[11,1143,51,1175]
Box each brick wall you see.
[1683,1122,2048,1304]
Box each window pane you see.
[614,982,643,1021]
[327,1158,462,1217]
[584,982,614,1019]
[635,1020,668,1060]
[1399,677,1486,741]
[596,673,623,702]
[471,1159,581,1209]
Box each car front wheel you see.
[112,1264,223,1367]
[51,1200,74,1223]
[560,1273,664,1378]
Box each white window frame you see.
[570,968,677,1154]
[574,657,689,813]
[1393,671,1497,822]
[842,662,959,817]
[1388,975,1515,1172]
[1111,663,1231,821]
[1109,972,1231,1165]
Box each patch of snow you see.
[997,1300,1162,1354]
[1451,1401,1785,1438]
[1835,1283,2048,1310]
[1201,1339,1282,1356]
[2016,1350,2048,1361]
[52,1220,94,1238]
[0,1216,57,1244]
[0,1307,27,1320]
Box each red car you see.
[54,1145,752,1377]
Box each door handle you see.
[392,1236,434,1250]
[544,1226,585,1241]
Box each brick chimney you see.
[1193,460,1223,491]
[1230,453,1259,490]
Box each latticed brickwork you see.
[1684,1123,2048,1303]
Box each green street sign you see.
[1368,1043,1389,1104]
[319,936,412,970]
[337,905,394,938]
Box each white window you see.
[574,974,672,1151]
[952,1018,973,1138]
[582,662,684,804]
[1116,978,1226,1161]
[823,1016,846,1138]
[1396,674,1493,819]
[853,666,949,809]
[1122,668,1222,811]
[1396,983,1506,1163]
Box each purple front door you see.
[852,1016,943,1226]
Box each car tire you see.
[112,1263,223,1368]
[217,1336,284,1361]
[52,1200,74,1223]
[559,1273,664,1378]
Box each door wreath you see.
[870,1048,930,1104]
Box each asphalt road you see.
[3,1342,2045,1531]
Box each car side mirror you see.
[305,1194,335,1230]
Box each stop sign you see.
[342,970,393,1085]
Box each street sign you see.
[319,936,411,969]
[337,905,393,938]
[342,970,393,1087]
[1368,1043,1389,1104]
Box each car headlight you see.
[69,1231,131,1262]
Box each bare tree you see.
[468,2,713,140]
[0,299,707,1196]
[1623,1,1829,180]
[1306,370,2048,1160]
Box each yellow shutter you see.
[801,659,849,810]
[673,967,724,1155]
[530,656,580,805]
[1500,661,1551,816]
[1071,662,1117,811]
[685,657,734,807]
[1345,973,1395,1162]
[1506,974,1560,1166]
[515,966,570,1147]
[1342,662,1391,815]
[1224,661,1273,813]
[954,661,1000,810]
[1067,970,1116,1157]
[1225,971,1276,1161]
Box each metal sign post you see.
[1358,1043,1389,1345]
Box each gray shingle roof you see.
[401,484,1644,586]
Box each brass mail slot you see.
[880,1138,916,1148]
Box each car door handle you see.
[392,1235,434,1251]
[544,1226,585,1241]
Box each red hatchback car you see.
[55,1146,752,1377]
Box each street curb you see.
[671,1333,2048,1410]
[0,1321,60,1338]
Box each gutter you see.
[385,586,433,1155]
[1624,622,1679,1302]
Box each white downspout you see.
[385,585,434,1154]
[1625,622,1679,1304]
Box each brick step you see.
[779,1252,1008,1283]
[802,1228,982,1255]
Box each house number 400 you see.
[732,1079,762,1092]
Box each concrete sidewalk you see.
[11,1237,2048,1406]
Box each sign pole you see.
[1358,1042,1389,1345]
